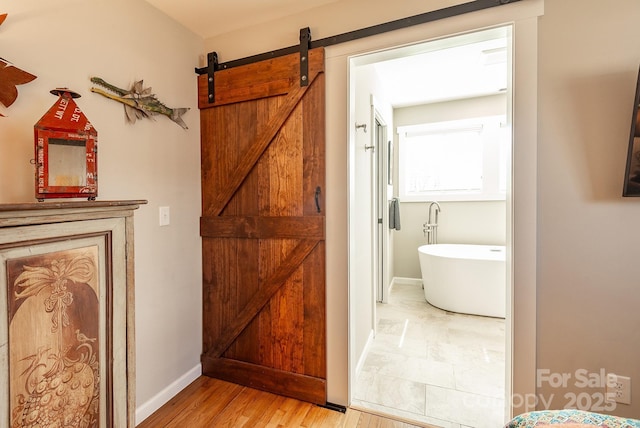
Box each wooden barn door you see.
[198,48,326,404]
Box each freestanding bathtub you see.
[418,244,506,318]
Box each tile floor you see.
[352,283,506,428]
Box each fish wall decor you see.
[90,77,189,129]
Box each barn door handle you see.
[314,186,322,213]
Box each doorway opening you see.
[348,25,512,427]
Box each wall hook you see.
[355,122,367,133]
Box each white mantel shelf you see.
[0,200,148,227]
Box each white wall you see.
[396,93,507,125]
[0,1,204,423]
[203,0,471,62]
[394,94,507,279]
[537,0,640,417]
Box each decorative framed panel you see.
[0,217,129,428]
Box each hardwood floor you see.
[137,376,432,427]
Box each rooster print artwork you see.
[7,246,101,428]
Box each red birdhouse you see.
[34,88,97,200]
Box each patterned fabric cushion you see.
[505,410,640,428]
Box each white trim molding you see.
[135,364,202,425]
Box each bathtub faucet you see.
[423,201,441,244]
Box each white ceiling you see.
[143,1,508,107]
[143,0,341,40]
[371,34,508,107]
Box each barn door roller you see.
[299,27,311,87]
[195,51,219,104]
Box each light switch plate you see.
[159,206,170,226]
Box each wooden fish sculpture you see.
[90,77,189,129]
[0,14,38,116]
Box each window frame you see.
[397,114,507,202]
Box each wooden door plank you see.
[267,91,304,216]
[204,238,320,359]
[205,72,322,217]
[200,103,235,216]
[200,216,325,239]
[197,49,325,108]
[270,248,304,373]
[302,71,326,216]
[302,240,326,378]
[226,237,261,362]
[202,237,239,353]
[201,356,326,405]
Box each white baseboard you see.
[355,329,374,378]
[135,363,202,425]
[391,277,422,287]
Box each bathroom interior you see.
[350,26,510,428]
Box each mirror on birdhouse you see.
[47,138,88,187]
